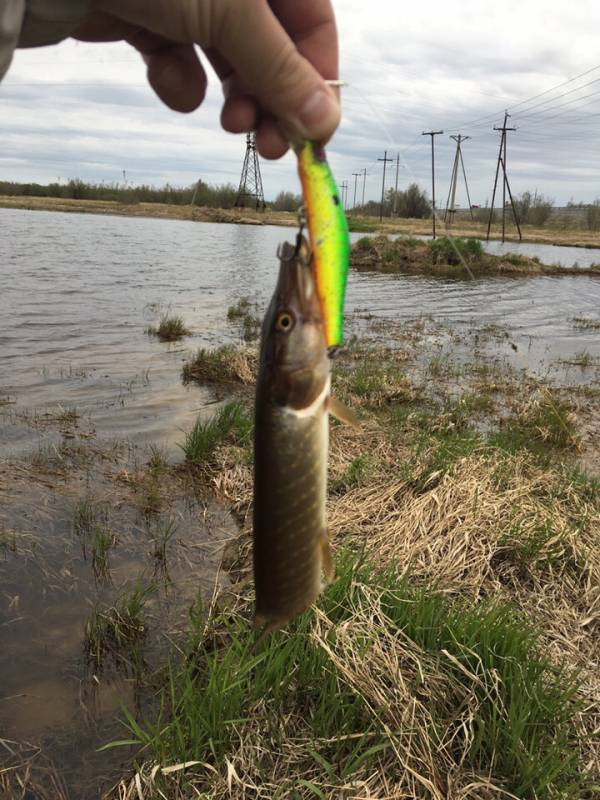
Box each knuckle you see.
[266,40,306,96]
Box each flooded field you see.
[1,208,599,798]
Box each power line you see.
[443,62,600,132]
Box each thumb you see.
[210,0,341,142]
[98,0,340,142]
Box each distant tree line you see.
[351,183,432,219]
[5,177,600,229]
[0,178,238,208]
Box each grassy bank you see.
[352,235,600,276]
[6,193,600,248]
[0,194,297,228]
[106,325,600,799]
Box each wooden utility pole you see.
[340,180,349,210]
[361,168,368,207]
[392,153,400,216]
[377,151,394,221]
[421,130,443,238]
[486,112,522,242]
[352,171,361,212]
[444,134,473,225]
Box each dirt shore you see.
[3,194,600,248]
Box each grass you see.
[428,235,484,264]
[330,454,372,494]
[347,217,377,233]
[572,315,600,330]
[0,529,17,556]
[227,297,261,342]
[354,235,374,251]
[497,392,580,452]
[563,349,597,368]
[149,519,178,574]
[72,495,118,579]
[350,234,598,277]
[180,401,252,464]
[497,519,583,577]
[182,345,256,386]
[84,584,152,671]
[226,297,252,320]
[147,313,191,342]
[146,443,169,474]
[116,551,585,799]
[91,526,114,582]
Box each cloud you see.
[1,2,600,202]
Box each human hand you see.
[73,0,341,159]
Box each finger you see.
[145,45,208,112]
[99,0,340,143]
[202,46,233,82]
[127,29,207,112]
[74,13,208,113]
[267,0,338,80]
[72,10,135,41]
[256,116,289,160]
[221,95,258,134]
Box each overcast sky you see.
[2,0,600,205]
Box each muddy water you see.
[1,208,600,798]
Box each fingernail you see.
[296,89,339,137]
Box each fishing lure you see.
[295,140,350,350]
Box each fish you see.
[295,140,350,351]
[252,234,357,634]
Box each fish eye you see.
[275,311,295,332]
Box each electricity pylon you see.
[235,133,265,210]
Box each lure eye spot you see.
[275,311,294,333]
[332,194,340,205]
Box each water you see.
[1,209,599,453]
[0,207,599,797]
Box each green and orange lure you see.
[295,140,350,350]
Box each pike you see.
[253,234,357,634]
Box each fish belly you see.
[253,401,328,628]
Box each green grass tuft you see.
[146,313,191,342]
[330,454,372,494]
[347,218,377,233]
[180,401,252,464]
[182,345,252,385]
[427,235,484,265]
[84,584,152,671]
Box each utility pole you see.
[352,172,361,212]
[377,151,394,221]
[444,134,473,226]
[361,168,368,208]
[392,153,400,216]
[340,180,349,210]
[421,130,443,238]
[486,112,521,242]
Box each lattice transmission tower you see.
[235,133,265,209]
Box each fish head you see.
[261,235,329,411]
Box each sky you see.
[2,0,600,205]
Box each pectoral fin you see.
[327,396,360,428]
